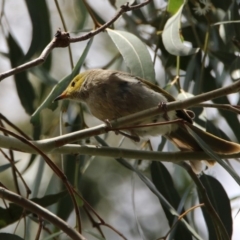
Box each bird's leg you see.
[104,119,112,128]
[104,119,140,142]
[158,102,169,121]
[118,130,140,142]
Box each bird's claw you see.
[158,102,169,121]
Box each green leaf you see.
[0,191,67,228]
[151,162,193,240]
[84,230,106,240]
[74,0,88,31]
[162,3,199,56]
[167,0,185,14]
[24,0,52,70]
[107,29,155,81]
[185,124,240,187]
[0,161,19,173]
[7,33,36,115]
[113,0,134,9]
[199,174,232,239]
[116,158,203,240]
[42,231,62,240]
[32,191,67,207]
[202,68,240,143]
[210,51,236,67]
[0,233,24,240]
[30,38,93,124]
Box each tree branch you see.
[0,134,240,161]
[0,187,86,240]
[0,0,153,81]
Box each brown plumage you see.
[54,69,240,172]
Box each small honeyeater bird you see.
[54,69,240,172]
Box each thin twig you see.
[109,118,184,131]
[180,162,230,240]
[195,103,240,114]
[0,0,153,81]
[54,0,74,69]
[0,187,86,240]
[0,31,70,80]
[161,203,205,240]
[0,149,31,196]
[0,119,21,195]
[0,126,82,234]
[1,132,240,161]
[82,0,101,28]
[0,113,32,140]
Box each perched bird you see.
[54,69,240,172]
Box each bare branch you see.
[195,103,240,114]
[0,187,86,240]
[0,0,153,81]
[1,134,240,161]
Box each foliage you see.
[0,0,240,239]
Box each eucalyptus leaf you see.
[7,33,36,115]
[0,161,19,173]
[107,29,155,81]
[117,158,203,240]
[30,38,93,124]
[24,0,52,70]
[167,0,184,14]
[114,0,134,9]
[0,233,24,240]
[162,3,199,56]
[199,174,232,239]
[151,162,193,240]
[0,191,67,228]
[185,124,240,187]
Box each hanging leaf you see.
[107,29,155,81]
[167,0,185,14]
[199,174,232,239]
[0,191,67,228]
[116,158,203,240]
[24,0,52,70]
[0,233,24,240]
[151,162,193,240]
[162,3,199,56]
[7,33,36,115]
[31,38,93,124]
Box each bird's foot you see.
[118,130,140,142]
[104,119,113,129]
[104,119,140,142]
[158,102,169,121]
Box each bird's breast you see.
[83,78,178,136]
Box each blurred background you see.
[0,0,240,239]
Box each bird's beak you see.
[54,92,67,102]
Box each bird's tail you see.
[165,123,240,172]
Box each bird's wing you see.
[136,76,193,124]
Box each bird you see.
[54,69,240,172]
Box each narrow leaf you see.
[7,33,36,115]
[0,233,24,240]
[167,0,185,14]
[151,162,192,240]
[24,0,52,70]
[162,3,199,56]
[116,158,203,240]
[107,29,155,81]
[0,161,19,173]
[0,191,67,228]
[199,174,232,239]
[30,38,93,124]
[185,124,240,187]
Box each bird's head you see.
[54,72,88,102]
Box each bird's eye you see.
[71,81,75,87]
